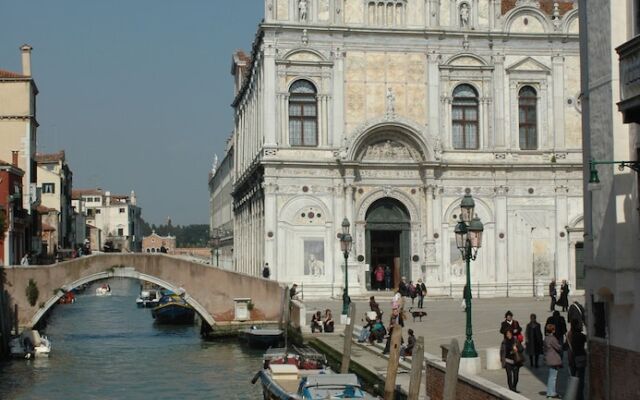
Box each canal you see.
[0,278,264,399]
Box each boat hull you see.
[151,303,195,324]
[239,329,283,348]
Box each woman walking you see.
[417,279,427,308]
[544,324,563,398]
[558,280,570,312]
[500,330,524,393]
[525,313,543,368]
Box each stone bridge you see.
[1,254,285,329]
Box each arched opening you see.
[365,197,411,291]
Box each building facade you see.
[219,0,584,297]
[209,138,235,269]
[0,154,26,266]
[72,188,143,252]
[580,0,640,398]
[0,45,40,255]
[142,231,176,254]
[36,151,73,252]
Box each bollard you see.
[564,376,579,400]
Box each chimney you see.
[11,150,19,167]
[20,44,32,77]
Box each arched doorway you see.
[365,198,411,290]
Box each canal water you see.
[0,278,264,399]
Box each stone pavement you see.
[303,295,582,399]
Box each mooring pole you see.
[341,303,356,373]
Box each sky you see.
[0,1,263,225]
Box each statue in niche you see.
[385,87,396,115]
[299,0,308,22]
[460,3,470,28]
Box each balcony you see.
[617,35,640,123]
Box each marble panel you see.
[346,81,366,124]
[365,82,385,117]
[276,0,289,20]
[393,83,408,119]
[344,0,363,24]
[406,0,424,26]
[406,53,426,84]
[387,53,407,83]
[366,52,386,82]
[478,0,489,27]
[318,0,331,21]
[346,52,367,82]
[440,1,450,27]
[406,84,427,124]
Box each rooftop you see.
[35,151,66,164]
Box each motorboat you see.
[151,294,195,324]
[136,289,161,308]
[252,364,378,400]
[262,346,327,371]
[58,291,76,304]
[96,284,112,296]
[9,330,52,359]
[239,326,283,348]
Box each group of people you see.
[549,279,571,312]
[499,303,586,399]
[310,309,334,333]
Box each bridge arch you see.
[31,267,216,329]
[4,254,284,330]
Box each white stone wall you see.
[222,0,584,297]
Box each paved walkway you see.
[303,295,582,399]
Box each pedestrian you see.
[392,289,402,310]
[374,264,385,291]
[546,310,567,349]
[358,315,375,343]
[262,262,271,279]
[383,320,403,355]
[369,317,386,344]
[500,330,524,393]
[567,319,587,400]
[289,284,298,300]
[311,311,323,333]
[567,301,585,327]
[20,253,30,266]
[417,279,427,308]
[558,280,570,312]
[408,281,417,305]
[549,279,557,312]
[401,328,416,358]
[461,284,471,312]
[500,311,523,341]
[384,265,392,290]
[369,296,382,319]
[525,313,543,368]
[399,276,408,298]
[544,323,563,398]
[323,309,334,333]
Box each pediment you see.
[284,49,326,63]
[444,54,488,67]
[506,57,551,74]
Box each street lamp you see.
[454,194,484,358]
[339,218,353,315]
[211,228,220,267]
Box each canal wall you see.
[3,254,285,329]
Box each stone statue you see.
[385,87,396,115]
[460,3,470,28]
[299,0,308,22]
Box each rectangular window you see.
[289,102,317,146]
[117,228,124,236]
[119,208,126,214]
[95,209,101,214]
[42,183,55,194]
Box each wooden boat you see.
[136,289,161,308]
[252,364,378,400]
[151,294,195,324]
[239,326,283,348]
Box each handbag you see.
[513,349,524,365]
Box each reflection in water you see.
[0,278,264,400]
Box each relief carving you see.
[363,140,414,162]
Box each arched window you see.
[452,84,479,149]
[518,86,538,150]
[289,79,318,146]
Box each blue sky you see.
[0,1,263,225]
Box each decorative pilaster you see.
[552,54,565,150]
[493,54,506,148]
[494,184,508,283]
[425,184,437,264]
[332,48,344,146]
[555,185,569,281]
[428,52,441,141]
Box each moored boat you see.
[9,330,52,359]
[252,364,378,400]
[96,284,112,296]
[136,289,161,308]
[239,326,283,348]
[151,294,195,324]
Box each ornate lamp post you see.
[211,228,220,267]
[339,218,353,316]
[454,194,484,358]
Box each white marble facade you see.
[220,0,583,298]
